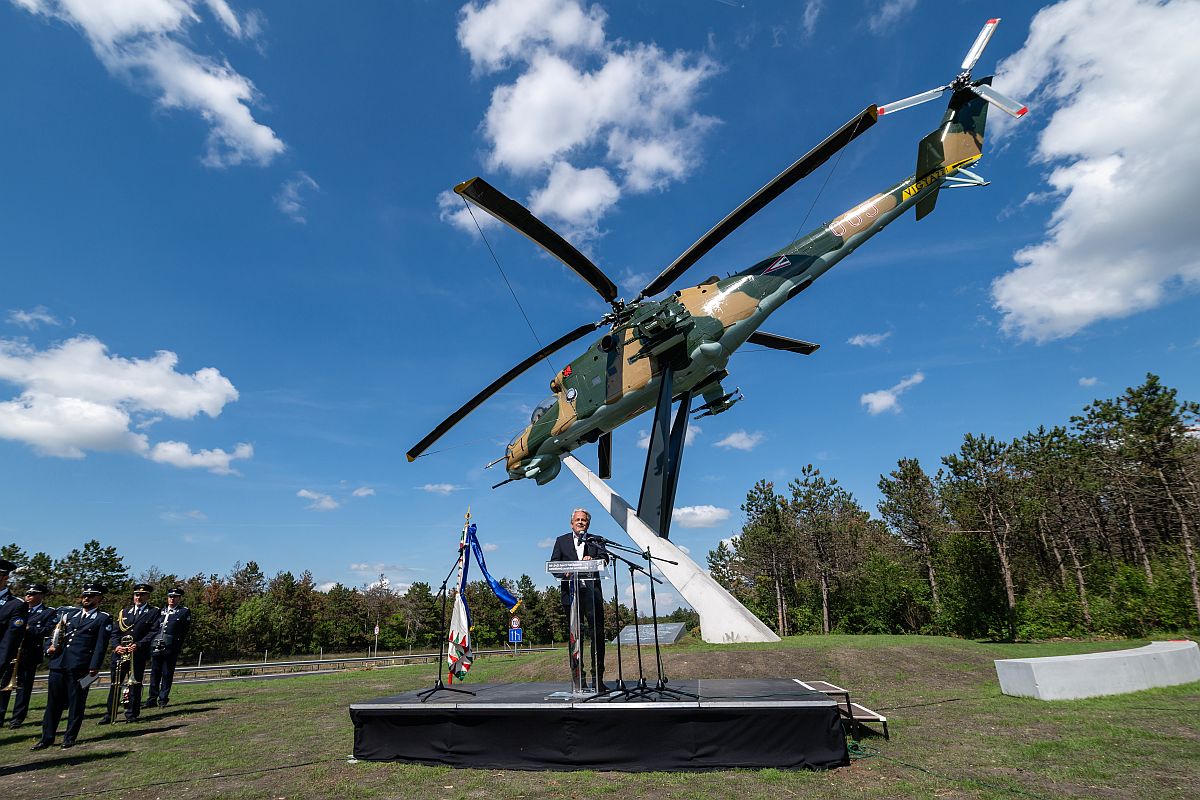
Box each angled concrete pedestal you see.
[563,455,779,644]
[995,640,1200,700]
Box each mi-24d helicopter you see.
[408,19,1027,539]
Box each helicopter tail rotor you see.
[878,18,1027,119]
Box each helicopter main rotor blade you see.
[961,18,1000,72]
[971,81,1028,118]
[635,105,879,301]
[406,320,601,462]
[455,177,619,304]
[877,86,949,116]
[747,331,821,355]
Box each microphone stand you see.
[581,541,659,703]
[417,555,476,703]
[641,544,697,701]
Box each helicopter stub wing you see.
[454,177,620,304]
[747,331,821,355]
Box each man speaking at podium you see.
[550,508,608,690]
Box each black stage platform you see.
[350,678,849,771]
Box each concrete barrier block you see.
[995,640,1200,700]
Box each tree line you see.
[707,374,1200,641]
[0,541,696,662]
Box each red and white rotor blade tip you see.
[961,18,1001,72]
[971,82,1028,118]
[878,86,948,116]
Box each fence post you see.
[197,651,203,667]
[264,650,268,663]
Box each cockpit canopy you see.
[531,396,556,425]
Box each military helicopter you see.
[408,19,1027,539]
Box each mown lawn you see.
[0,635,1196,799]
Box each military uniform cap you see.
[25,583,48,594]
[166,587,184,597]
[133,582,154,593]
[0,558,15,573]
[81,583,105,595]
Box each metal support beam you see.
[565,455,779,644]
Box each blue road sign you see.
[508,628,523,644]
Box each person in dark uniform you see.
[100,583,160,724]
[3,583,56,728]
[34,584,111,749]
[0,559,28,717]
[549,508,608,689]
[147,587,191,708]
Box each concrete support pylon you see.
[563,455,779,644]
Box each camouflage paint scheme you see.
[506,87,991,485]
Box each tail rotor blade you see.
[878,86,948,116]
[961,18,1001,72]
[597,431,612,479]
[971,82,1028,118]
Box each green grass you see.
[0,636,1196,799]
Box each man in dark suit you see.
[147,587,191,708]
[0,559,28,717]
[3,583,56,728]
[100,582,160,724]
[550,508,608,690]
[34,583,111,749]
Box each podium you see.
[547,559,607,696]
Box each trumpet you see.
[0,651,18,693]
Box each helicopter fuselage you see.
[503,156,978,485]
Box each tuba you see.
[0,650,17,693]
[110,634,136,717]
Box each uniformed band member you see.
[148,587,191,708]
[0,559,28,718]
[101,582,160,724]
[33,583,112,750]
[3,583,56,728]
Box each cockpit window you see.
[531,396,556,425]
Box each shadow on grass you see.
[0,749,129,776]
[91,723,185,744]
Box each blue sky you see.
[2,0,1198,610]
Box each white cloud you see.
[316,581,337,592]
[714,430,762,451]
[151,440,252,475]
[867,0,918,34]
[438,189,500,234]
[482,542,499,552]
[350,562,409,574]
[458,0,607,74]
[537,537,555,548]
[352,486,376,497]
[991,0,1200,342]
[419,483,464,495]
[1078,376,1098,387]
[0,335,246,470]
[624,579,679,611]
[528,161,620,231]
[7,306,60,329]
[297,488,339,511]
[13,0,283,167]
[638,423,700,449]
[801,1,824,38]
[672,505,731,528]
[161,509,207,522]
[847,331,891,347]
[275,172,319,223]
[450,1,718,237]
[860,371,925,415]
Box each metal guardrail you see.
[22,646,561,692]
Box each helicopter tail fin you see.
[912,77,993,221]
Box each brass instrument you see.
[110,634,136,718]
[47,607,73,651]
[0,650,18,693]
